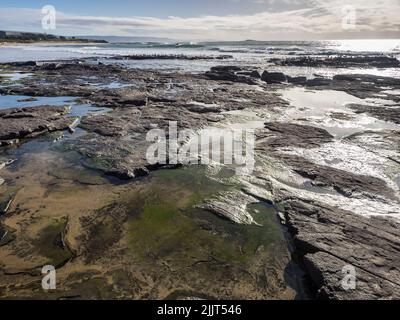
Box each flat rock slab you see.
[304,252,400,300]
[259,122,334,149]
[255,124,398,201]
[68,104,212,179]
[0,105,77,141]
[278,154,398,201]
[275,56,400,68]
[349,104,400,125]
[205,65,259,85]
[64,133,152,180]
[79,109,145,137]
[344,130,400,164]
[199,191,259,225]
[314,74,400,100]
[284,200,400,299]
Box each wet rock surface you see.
[273,55,400,68]
[259,122,334,149]
[199,191,260,225]
[349,104,400,124]
[278,154,398,201]
[261,71,287,84]
[254,123,400,300]
[306,74,400,101]
[344,130,400,164]
[205,65,260,84]
[0,105,77,142]
[68,102,215,178]
[284,200,400,299]
[63,133,153,179]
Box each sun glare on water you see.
[330,39,400,53]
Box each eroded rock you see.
[205,66,258,85]
[278,154,398,200]
[284,200,400,299]
[0,193,14,215]
[0,105,77,141]
[349,104,400,125]
[274,55,400,68]
[261,71,287,84]
[258,122,334,149]
[199,191,260,225]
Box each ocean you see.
[1,39,400,78]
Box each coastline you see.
[0,41,107,46]
[0,46,399,300]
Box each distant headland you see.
[0,30,108,44]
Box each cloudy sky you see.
[0,0,399,40]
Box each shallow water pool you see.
[279,87,400,137]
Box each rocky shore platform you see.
[0,56,399,299]
[271,55,400,68]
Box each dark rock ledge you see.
[0,105,77,144]
[349,104,400,125]
[278,154,398,201]
[273,55,400,69]
[256,121,399,201]
[205,66,260,85]
[284,200,400,300]
[261,122,334,149]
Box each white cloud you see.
[0,0,399,40]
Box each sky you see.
[0,0,399,41]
